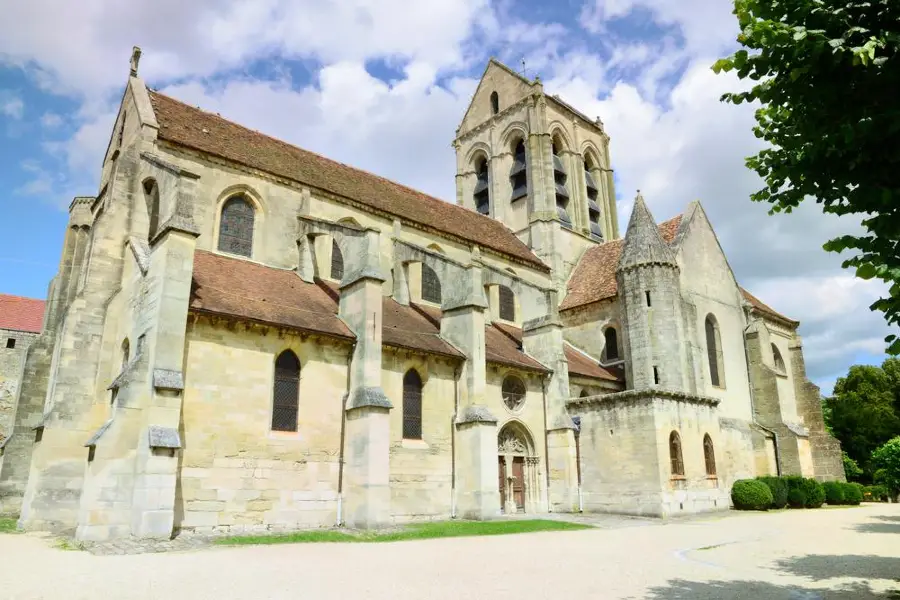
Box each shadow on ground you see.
[638,554,900,599]
[853,515,900,534]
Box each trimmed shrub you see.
[732,479,774,511]
[757,476,789,508]
[842,482,863,505]
[823,481,845,505]
[787,487,807,508]
[803,478,826,508]
[864,485,889,502]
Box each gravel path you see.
[2,504,898,599]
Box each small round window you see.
[502,375,526,412]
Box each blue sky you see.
[0,0,891,391]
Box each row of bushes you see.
[732,476,866,511]
[862,485,891,502]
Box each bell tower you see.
[452,59,619,290]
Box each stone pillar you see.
[440,262,500,520]
[522,301,577,512]
[338,228,392,529]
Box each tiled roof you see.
[564,343,623,382]
[148,91,547,272]
[380,300,464,359]
[560,215,682,311]
[740,287,799,327]
[488,323,551,373]
[189,251,354,341]
[0,294,45,334]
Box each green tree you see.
[872,436,900,496]
[712,0,900,353]
[842,451,864,481]
[824,361,900,479]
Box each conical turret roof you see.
[617,192,677,271]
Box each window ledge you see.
[401,439,429,450]
[670,475,686,481]
[706,475,718,481]
[268,431,303,441]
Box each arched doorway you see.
[497,421,539,514]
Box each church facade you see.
[0,50,843,541]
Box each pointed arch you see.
[669,431,684,476]
[272,350,300,432]
[497,420,535,455]
[510,137,528,202]
[705,314,725,388]
[772,343,786,372]
[474,153,491,215]
[218,195,255,258]
[121,338,130,370]
[330,239,344,281]
[142,178,160,241]
[703,434,716,477]
[490,91,499,115]
[403,368,423,439]
[427,243,445,255]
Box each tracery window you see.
[703,434,717,477]
[330,239,344,281]
[421,264,441,304]
[498,285,515,322]
[403,369,423,439]
[218,195,255,258]
[669,431,684,477]
[272,350,300,432]
[502,375,526,412]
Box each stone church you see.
[0,49,843,541]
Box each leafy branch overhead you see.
[712,0,900,354]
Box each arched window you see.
[218,195,255,258]
[579,389,591,398]
[703,434,716,477]
[705,315,724,388]
[490,91,499,115]
[421,264,441,304]
[403,369,423,439]
[551,138,571,227]
[121,338,130,370]
[142,179,160,241]
[474,156,490,215]
[272,350,300,432]
[330,239,344,281]
[772,344,786,372]
[669,431,684,476]
[584,154,602,240]
[498,285,515,321]
[604,327,619,361]
[502,375,526,411]
[510,139,528,201]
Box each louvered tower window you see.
[331,239,344,281]
[421,264,441,304]
[218,196,255,257]
[552,140,571,227]
[403,369,423,439]
[510,140,528,202]
[272,350,300,432]
[703,434,717,476]
[584,156,603,241]
[474,157,490,216]
[669,431,684,476]
[498,285,515,322]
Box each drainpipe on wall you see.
[743,316,782,476]
[451,364,460,519]
[572,415,583,513]
[541,373,552,513]
[336,340,356,527]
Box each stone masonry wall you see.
[0,330,38,447]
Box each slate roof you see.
[560,215,682,311]
[148,91,547,272]
[563,343,623,382]
[0,294,45,334]
[740,287,799,327]
[189,251,355,341]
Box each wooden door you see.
[498,456,507,512]
[512,456,525,510]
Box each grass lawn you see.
[216,519,592,546]
[0,517,18,534]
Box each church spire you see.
[617,191,676,272]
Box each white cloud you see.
[1,94,24,119]
[39,112,63,128]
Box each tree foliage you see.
[713,0,900,353]
[824,359,900,479]
[871,436,900,494]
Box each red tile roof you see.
[564,343,623,382]
[488,322,551,373]
[0,294,45,334]
[560,215,682,311]
[148,91,547,272]
[740,287,799,327]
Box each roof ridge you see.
[0,293,45,303]
[148,90,525,245]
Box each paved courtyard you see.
[1,504,898,599]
